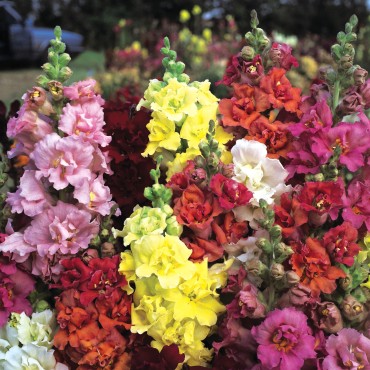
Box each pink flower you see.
[6,170,54,217]
[63,79,104,104]
[269,42,299,71]
[73,175,117,216]
[23,201,99,257]
[323,328,370,369]
[59,101,111,147]
[7,107,53,158]
[251,308,316,370]
[31,133,94,190]
[0,256,35,326]
[0,232,36,263]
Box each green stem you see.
[332,79,341,113]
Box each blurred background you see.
[1,0,369,104]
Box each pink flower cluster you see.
[0,79,118,283]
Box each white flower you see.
[231,139,291,206]
[0,324,18,360]
[2,344,64,370]
[14,310,56,349]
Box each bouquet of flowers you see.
[0,9,370,370]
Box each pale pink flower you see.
[31,133,94,190]
[7,107,53,158]
[23,201,99,257]
[73,175,116,216]
[6,170,54,217]
[59,100,111,147]
[63,79,104,104]
[0,232,36,263]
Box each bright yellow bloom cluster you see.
[117,209,231,366]
[138,68,232,178]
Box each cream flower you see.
[231,139,291,206]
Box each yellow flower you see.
[192,5,202,15]
[131,234,196,289]
[143,111,181,157]
[118,251,136,294]
[202,28,212,43]
[166,147,200,180]
[191,80,219,107]
[179,9,191,23]
[180,105,217,148]
[156,260,226,326]
[137,79,165,111]
[151,78,198,122]
[113,206,168,246]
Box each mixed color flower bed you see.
[0,10,370,370]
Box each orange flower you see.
[260,68,301,113]
[244,115,292,159]
[219,83,269,130]
[290,238,346,296]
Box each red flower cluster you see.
[53,255,132,369]
[218,46,301,159]
[168,160,252,262]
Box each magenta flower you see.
[312,122,370,172]
[7,106,53,158]
[59,100,111,147]
[323,328,370,369]
[342,179,370,230]
[0,256,35,326]
[251,307,316,370]
[6,170,54,217]
[31,133,94,190]
[23,201,99,257]
[289,99,333,137]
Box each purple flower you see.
[31,133,94,190]
[23,201,99,257]
[251,308,316,370]
[323,328,370,369]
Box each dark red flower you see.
[131,344,185,370]
[209,173,252,210]
[322,222,361,267]
[182,233,224,262]
[212,212,249,245]
[55,257,92,289]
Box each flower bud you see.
[313,302,343,334]
[221,163,235,178]
[59,66,73,81]
[269,47,282,66]
[35,299,51,312]
[339,275,353,291]
[256,238,272,254]
[339,54,353,70]
[241,46,255,61]
[166,215,183,236]
[82,248,99,263]
[207,152,220,169]
[48,80,64,101]
[101,242,116,258]
[270,225,282,240]
[285,270,301,286]
[353,67,368,86]
[271,263,285,280]
[341,295,367,323]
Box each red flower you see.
[292,181,344,226]
[322,222,361,267]
[209,173,252,210]
[173,184,223,238]
[290,238,346,295]
[260,68,301,113]
[212,212,249,244]
[55,257,92,289]
[182,233,224,262]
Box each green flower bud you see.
[166,215,183,236]
[257,238,273,254]
[241,46,255,61]
[270,225,282,240]
[59,66,72,81]
[35,299,51,312]
[271,263,285,280]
